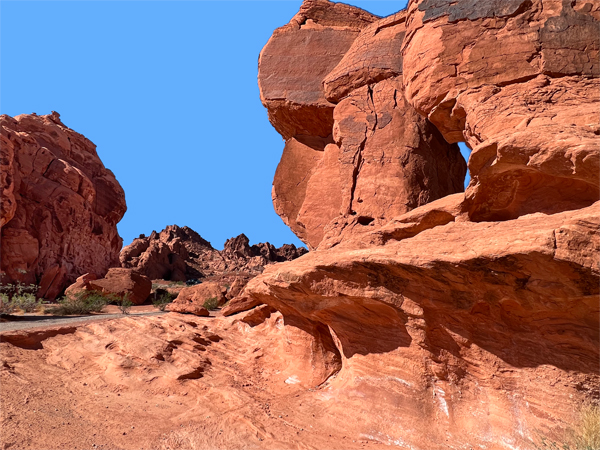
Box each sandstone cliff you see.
[0,112,126,300]
[248,0,600,448]
[259,0,467,250]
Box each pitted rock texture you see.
[261,0,466,249]
[119,225,307,299]
[402,0,600,221]
[0,112,126,299]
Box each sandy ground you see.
[0,309,389,450]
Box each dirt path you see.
[0,310,167,333]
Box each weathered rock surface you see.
[221,295,263,317]
[65,268,152,305]
[0,112,126,299]
[246,202,599,448]
[402,0,600,221]
[260,1,466,249]
[249,1,600,448]
[258,0,378,140]
[120,225,307,282]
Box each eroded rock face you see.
[120,225,307,282]
[0,112,126,299]
[258,0,378,141]
[248,1,600,448]
[260,1,466,249]
[402,0,600,221]
[246,202,600,448]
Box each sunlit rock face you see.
[0,112,126,299]
[259,0,466,250]
[250,0,600,448]
[402,0,600,221]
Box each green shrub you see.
[203,296,219,311]
[0,281,39,300]
[117,295,133,315]
[0,293,15,314]
[11,293,44,313]
[47,291,110,316]
[153,289,174,312]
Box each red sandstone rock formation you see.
[0,112,126,299]
[260,2,466,249]
[168,282,227,316]
[402,0,600,221]
[247,0,600,448]
[120,225,307,281]
[65,269,152,305]
[245,202,599,448]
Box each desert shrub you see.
[47,291,110,315]
[0,281,42,313]
[11,293,44,313]
[153,289,175,311]
[117,295,133,315]
[535,402,600,450]
[0,281,39,298]
[203,297,219,311]
[0,293,16,314]
[574,402,600,450]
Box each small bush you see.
[118,295,133,315]
[575,402,600,450]
[47,291,110,316]
[0,281,39,300]
[203,297,219,311]
[0,293,15,314]
[11,293,44,313]
[153,290,174,312]
[534,402,600,450]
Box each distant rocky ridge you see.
[119,224,307,282]
[0,112,126,300]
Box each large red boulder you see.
[168,282,227,316]
[0,112,126,299]
[248,1,600,447]
[65,269,151,305]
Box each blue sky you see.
[1,1,468,250]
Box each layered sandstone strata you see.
[0,112,126,299]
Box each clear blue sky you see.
[1,1,468,250]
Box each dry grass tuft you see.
[574,402,600,450]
